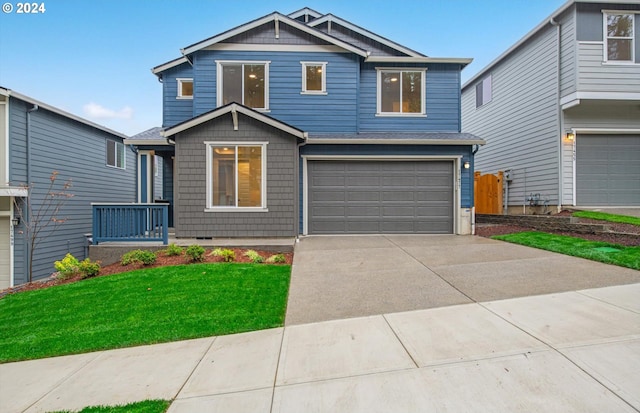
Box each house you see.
[462,0,640,212]
[145,7,484,239]
[0,87,137,288]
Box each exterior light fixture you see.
[463,161,470,169]
[565,130,575,141]
[11,217,20,226]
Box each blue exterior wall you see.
[298,144,474,233]
[8,97,137,285]
[359,63,462,132]
[162,62,194,127]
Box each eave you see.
[151,56,190,76]
[366,56,473,66]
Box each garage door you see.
[0,217,10,289]
[576,135,640,206]
[308,160,453,234]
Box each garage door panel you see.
[577,135,640,206]
[313,176,345,187]
[308,160,453,234]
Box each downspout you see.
[550,17,563,213]
[25,103,38,282]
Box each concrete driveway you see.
[285,235,640,325]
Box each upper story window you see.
[376,68,426,116]
[177,78,193,99]
[605,12,634,62]
[106,139,125,169]
[301,62,327,94]
[475,74,492,108]
[205,142,267,211]
[216,61,270,110]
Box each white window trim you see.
[176,78,193,99]
[215,60,271,111]
[106,139,125,170]
[300,61,327,94]
[204,141,268,212]
[603,11,635,63]
[375,67,427,116]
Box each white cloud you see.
[83,102,133,120]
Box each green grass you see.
[493,231,640,270]
[0,263,290,363]
[573,210,640,226]
[49,399,170,413]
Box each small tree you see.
[13,171,74,282]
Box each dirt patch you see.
[1,248,293,297]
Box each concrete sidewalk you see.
[2,283,640,412]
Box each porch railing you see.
[92,203,169,245]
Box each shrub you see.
[211,248,235,262]
[54,253,80,278]
[78,258,101,278]
[266,253,287,264]
[244,250,264,264]
[164,243,184,256]
[121,249,157,266]
[186,245,205,262]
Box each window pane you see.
[244,64,265,108]
[106,140,115,166]
[607,14,633,37]
[181,80,193,97]
[237,146,262,207]
[222,65,242,105]
[116,142,124,168]
[381,72,400,112]
[608,39,633,61]
[212,147,236,206]
[402,71,422,113]
[306,65,322,91]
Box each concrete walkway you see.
[2,236,640,412]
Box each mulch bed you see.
[1,248,293,297]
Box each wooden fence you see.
[474,171,504,214]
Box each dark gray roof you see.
[306,132,485,145]
[129,127,164,140]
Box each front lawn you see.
[50,400,170,413]
[0,263,290,363]
[573,210,640,226]
[493,231,640,270]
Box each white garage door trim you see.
[302,155,462,235]
[0,205,14,289]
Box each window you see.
[216,61,269,110]
[475,74,492,108]
[206,142,266,210]
[301,62,327,94]
[177,78,193,99]
[377,69,425,115]
[605,12,634,62]
[106,140,125,169]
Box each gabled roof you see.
[0,87,128,139]
[124,127,169,146]
[162,102,307,139]
[288,7,323,22]
[308,13,425,58]
[151,56,190,75]
[180,12,368,57]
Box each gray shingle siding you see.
[174,112,298,238]
[8,96,136,284]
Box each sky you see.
[0,0,568,136]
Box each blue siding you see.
[359,63,462,132]
[192,50,359,132]
[8,97,137,285]
[298,144,474,233]
[162,63,194,127]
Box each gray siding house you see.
[462,0,640,211]
[146,8,484,239]
[0,88,137,288]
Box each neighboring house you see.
[462,0,640,212]
[145,7,484,238]
[0,87,137,288]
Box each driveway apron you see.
[285,235,640,325]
